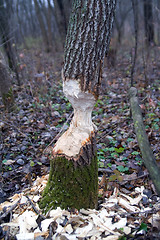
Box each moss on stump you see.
[39,151,98,212]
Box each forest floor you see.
[0,45,160,239]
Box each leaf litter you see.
[0,46,160,239]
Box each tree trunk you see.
[0,61,14,111]
[143,0,154,46]
[39,0,116,212]
[23,0,37,38]
[16,0,28,49]
[47,0,53,51]
[114,0,132,45]
[131,0,139,87]
[0,0,20,85]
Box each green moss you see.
[39,154,98,212]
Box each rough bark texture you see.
[39,135,98,212]
[0,62,14,111]
[64,0,116,97]
[129,87,160,196]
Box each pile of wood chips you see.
[0,175,160,240]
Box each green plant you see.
[117,165,129,173]
[118,236,127,240]
[30,160,35,167]
[115,147,124,153]
[135,157,143,165]
[131,151,139,155]
[138,222,147,232]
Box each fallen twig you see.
[26,196,45,220]
[113,207,158,219]
[0,118,34,148]
[122,172,149,182]
[4,211,12,240]
[97,128,114,144]
[0,199,20,221]
[43,111,73,153]
[98,168,113,173]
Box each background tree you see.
[0,0,20,84]
[53,0,72,45]
[34,0,51,52]
[39,0,116,212]
[16,0,28,49]
[114,0,132,44]
[156,0,160,45]
[22,0,39,39]
[130,0,139,86]
[0,61,14,111]
[143,0,154,46]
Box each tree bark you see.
[39,0,116,212]
[0,61,14,111]
[143,0,154,46]
[64,0,116,95]
[129,87,160,196]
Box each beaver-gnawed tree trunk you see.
[39,0,116,212]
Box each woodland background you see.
[0,0,159,212]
